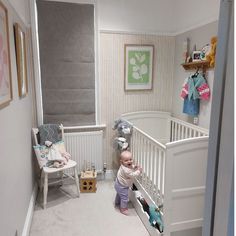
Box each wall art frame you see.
[14,22,28,98]
[124,44,154,91]
[0,2,12,108]
[192,50,202,62]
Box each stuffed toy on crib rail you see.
[113,119,133,151]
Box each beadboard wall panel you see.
[99,33,175,169]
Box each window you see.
[36,0,95,126]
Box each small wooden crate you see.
[80,170,97,193]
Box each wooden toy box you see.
[80,170,97,193]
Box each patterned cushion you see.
[55,140,67,153]
[33,140,67,169]
[33,145,48,169]
[38,124,62,145]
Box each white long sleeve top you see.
[117,164,141,187]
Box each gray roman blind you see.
[37,1,95,126]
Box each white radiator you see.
[64,131,103,173]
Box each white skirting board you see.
[22,183,38,236]
[97,170,115,180]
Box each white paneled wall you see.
[99,33,175,169]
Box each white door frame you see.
[202,1,233,235]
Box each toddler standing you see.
[114,150,142,215]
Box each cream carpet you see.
[29,179,150,236]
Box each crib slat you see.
[136,132,140,172]
[138,132,141,162]
[131,131,135,160]
[191,128,194,138]
[136,131,140,165]
[177,123,181,141]
[149,142,153,194]
[172,122,175,142]
[141,138,146,187]
[160,150,165,197]
[133,131,137,164]
[146,141,150,187]
[172,122,175,141]
[153,146,157,188]
[137,133,143,182]
[157,149,161,193]
[175,123,178,141]
[155,147,159,203]
[159,150,162,197]
[171,121,174,142]
[161,151,165,197]
[141,136,145,186]
[181,125,185,139]
[174,122,178,141]
[151,145,155,195]
[131,130,135,160]
[144,139,148,188]
[186,127,189,138]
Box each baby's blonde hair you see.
[120,150,132,160]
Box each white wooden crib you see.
[121,111,209,236]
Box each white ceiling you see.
[8,0,221,35]
[98,0,221,35]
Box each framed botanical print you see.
[0,2,12,108]
[14,22,28,98]
[124,44,154,91]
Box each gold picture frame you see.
[0,2,12,108]
[14,22,28,98]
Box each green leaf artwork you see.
[125,45,154,90]
[128,50,150,84]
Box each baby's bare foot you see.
[120,208,129,215]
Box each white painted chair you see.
[32,125,80,209]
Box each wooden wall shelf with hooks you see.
[181,61,210,71]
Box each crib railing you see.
[131,126,166,206]
[128,116,208,208]
[170,117,209,142]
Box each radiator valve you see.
[103,163,107,173]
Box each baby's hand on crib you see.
[133,165,142,173]
[138,166,142,173]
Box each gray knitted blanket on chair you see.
[38,124,62,145]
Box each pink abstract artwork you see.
[0,2,12,109]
